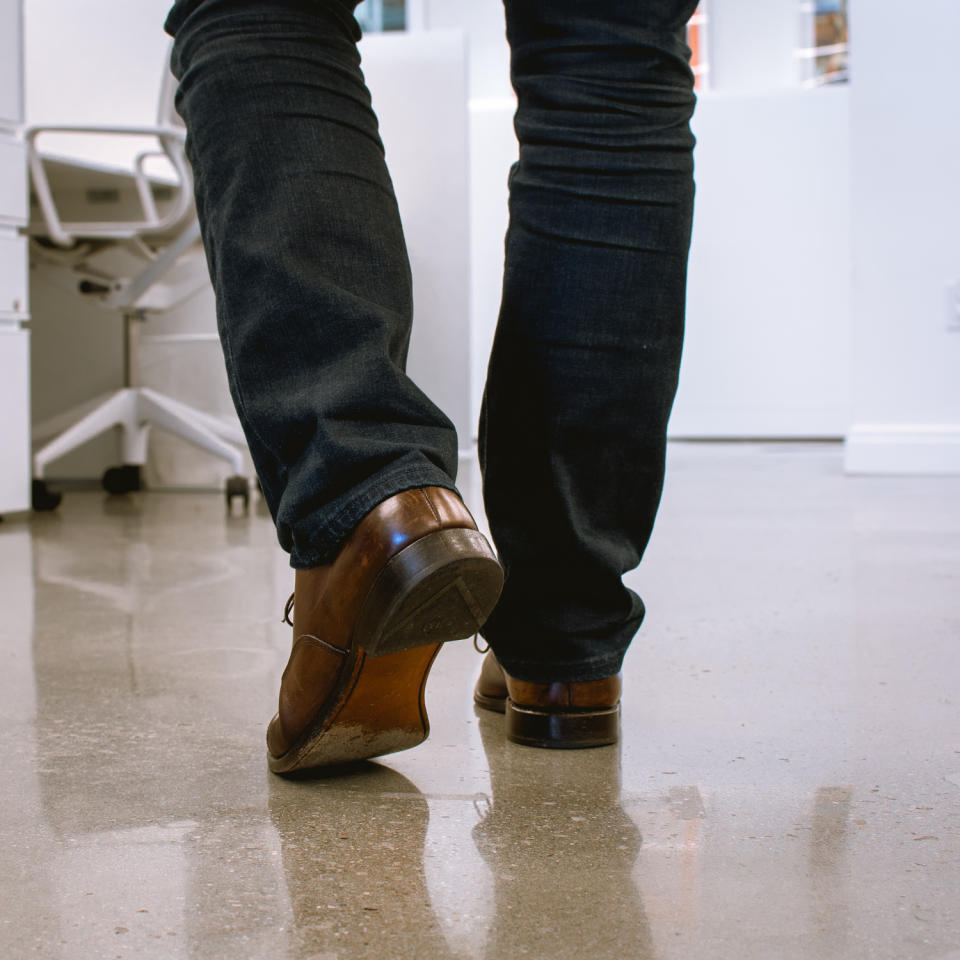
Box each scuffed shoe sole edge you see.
[268,644,441,775]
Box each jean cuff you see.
[486,650,628,684]
[287,460,460,569]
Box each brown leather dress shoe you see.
[474,651,621,749]
[267,487,503,774]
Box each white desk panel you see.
[0,327,30,513]
[0,232,28,318]
[360,30,471,449]
[0,138,28,225]
[0,0,23,129]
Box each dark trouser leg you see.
[480,0,698,681]
[165,0,459,568]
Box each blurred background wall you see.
[21,0,960,485]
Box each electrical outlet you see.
[948,281,960,332]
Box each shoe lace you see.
[281,592,347,658]
[287,598,490,656]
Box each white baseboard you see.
[844,424,960,475]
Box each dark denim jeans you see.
[165,0,697,681]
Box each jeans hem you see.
[287,461,459,569]
[488,651,628,684]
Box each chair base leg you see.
[102,464,143,495]
[33,388,247,496]
[32,478,63,512]
[225,475,250,513]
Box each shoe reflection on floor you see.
[470,708,656,959]
[269,764,458,959]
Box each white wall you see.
[360,30,473,454]
[676,3,853,439]
[25,5,474,481]
[844,0,960,473]
[708,0,800,93]
[457,2,854,440]
[671,87,852,438]
[424,0,512,101]
[25,0,173,169]
[25,0,960,480]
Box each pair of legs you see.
[165,0,697,687]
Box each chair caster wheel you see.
[102,464,142,495]
[32,478,63,511]
[226,475,250,512]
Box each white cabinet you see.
[0,0,29,513]
[0,137,28,325]
[0,329,30,513]
[0,234,28,318]
[0,0,23,129]
[0,139,28,225]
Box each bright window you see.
[798,0,849,86]
[356,0,407,33]
[687,3,710,91]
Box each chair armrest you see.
[133,150,170,226]
[24,124,192,248]
[24,123,186,139]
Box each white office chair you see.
[25,54,250,511]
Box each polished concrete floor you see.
[1,442,959,960]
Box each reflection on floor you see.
[1,442,958,960]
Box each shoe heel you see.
[505,700,621,749]
[269,643,442,773]
[355,527,504,658]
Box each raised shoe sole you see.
[354,527,503,658]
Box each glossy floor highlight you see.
[1,442,959,960]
